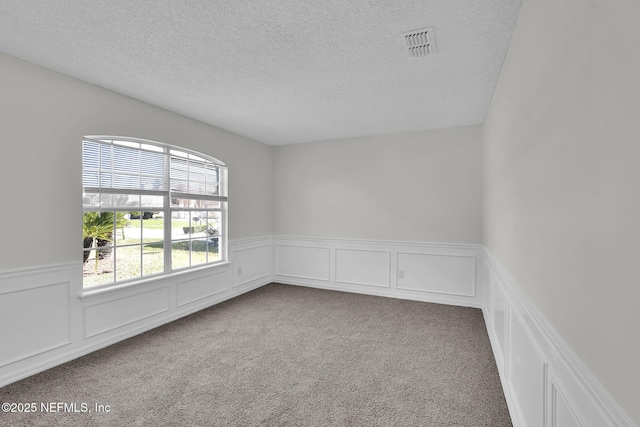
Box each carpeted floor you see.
[0,283,511,426]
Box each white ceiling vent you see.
[403,27,436,57]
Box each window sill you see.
[80,261,231,302]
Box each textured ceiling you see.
[0,0,522,145]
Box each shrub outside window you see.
[82,136,227,289]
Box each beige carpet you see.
[0,283,511,426]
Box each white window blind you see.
[83,138,227,209]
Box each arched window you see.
[82,136,227,289]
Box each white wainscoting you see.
[84,286,170,338]
[275,244,331,281]
[232,243,271,288]
[335,248,390,288]
[176,270,228,307]
[272,236,483,308]
[483,249,635,427]
[0,279,71,368]
[0,236,272,388]
[1,235,635,427]
[396,252,476,296]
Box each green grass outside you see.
[126,218,190,229]
[83,237,219,288]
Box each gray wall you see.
[0,52,273,270]
[273,126,483,244]
[484,0,640,422]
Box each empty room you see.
[0,0,638,426]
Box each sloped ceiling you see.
[0,0,522,145]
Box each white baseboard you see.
[272,235,483,308]
[482,249,636,427]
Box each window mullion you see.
[164,196,171,274]
[164,148,172,274]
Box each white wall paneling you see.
[231,241,271,288]
[507,311,548,427]
[483,249,636,427]
[396,252,475,297]
[177,270,228,307]
[0,280,71,368]
[0,263,82,387]
[335,249,390,288]
[273,236,482,308]
[0,237,272,389]
[550,376,583,427]
[275,244,331,281]
[84,287,170,338]
[490,271,507,371]
[1,237,635,427]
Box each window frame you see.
[82,135,228,290]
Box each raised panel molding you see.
[273,236,482,308]
[0,237,272,389]
[84,287,170,338]
[0,282,71,368]
[551,377,583,427]
[231,244,270,288]
[490,272,507,367]
[483,249,636,427]
[1,239,635,427]
[396,252,475,297]
[508,310,548,427]
[176,270,228,307]
[335,248,390,288]
[275,244,331,281]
